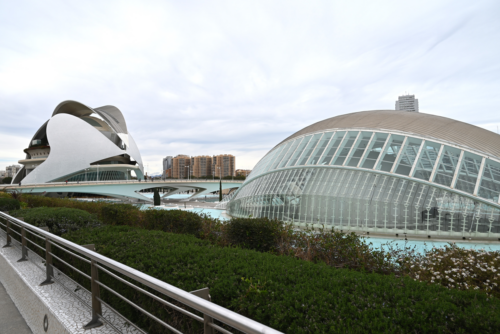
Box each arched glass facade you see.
[228,127,500,239]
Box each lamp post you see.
[184,166,190,180]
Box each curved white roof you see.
[278,110,500,159]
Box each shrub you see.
[143,209,202,236]
[0,198,20,211]
[101,204,141,226]
[9,207,102,235]
[22,195,109,218]
[403,244,500,299]
[61,226,500,334]
[224,217,285,252]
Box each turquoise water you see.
[366,237,500,253]
[140,204,228,220]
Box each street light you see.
[184,165,190,180]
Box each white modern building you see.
[13,100,144,185]
[227,110,500,240]
[395,94,419,112]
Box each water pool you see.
[365,236,500,253]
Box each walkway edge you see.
[0,235,70,334]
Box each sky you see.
[1,0,499,175]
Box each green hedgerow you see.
[9,207,102,235]
[0,198,20,211]
[60,226,500,334]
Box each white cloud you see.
[0,0,499,174]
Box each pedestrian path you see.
[0,280,32,334]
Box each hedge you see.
[223,217,284,252]
[0,198,20,211]
[142,209,203,236]
[9,207,102,235]
[101,203,141,226]
[61,226,500,334]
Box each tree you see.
[153,188,161,206]
[219,179,222,202]
[2,177,12,184]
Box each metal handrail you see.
[0,212,282,334]
[3,179,244,189]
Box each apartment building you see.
[213,154,235,178]
[162,156,173,178]
[172,155,191,179]
[6,165,22,178]
[235,169,252,177]
[395,94,419,112]
[191,155,213,178]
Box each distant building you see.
[162,156,173,178]
[0,170,6,178]
[213,154,235,178]
[172,155,191,179]
[395,94,419,112]
[191,155,213,178]
[6,165,22,178]
[235,169,252,177]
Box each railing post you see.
[2,219,11,248]
[190,287,214,334]
[17,226,28,262]
[39,227,54,286]
[83,244,102,329]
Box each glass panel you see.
[278,138,303,168]
[332,131,359,166]
[478,159,500,202]
[455,152,482,194]
[268,141,293,171]
[297,133,323,166]
[361,132,388,169]
[318,131,346,165]
[432,146,461,187]
[346,132,373,167]
[307,132,334,165]
[263,145,286,173]
[395,137,422,176]
[375,134,405,172]
[286,135,312,167]
[412,141,441,181]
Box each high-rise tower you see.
[395,94,419,112]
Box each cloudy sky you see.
[1,0,499,175]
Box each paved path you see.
[0,281,32,334]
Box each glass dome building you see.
[227,110,500,240]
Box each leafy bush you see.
[143,209,202,236]
[22,195,109,218]
[403,244,500,299]
[9,207,102,235]
[0,198,20,211]
[224,217,285,252]
[101,204,140,226]
[61,226,500,334]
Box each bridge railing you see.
[6,179,243,188]
[0,212,281,334]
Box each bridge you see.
[2,179,244,202]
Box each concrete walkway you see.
[0,281,32,334]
